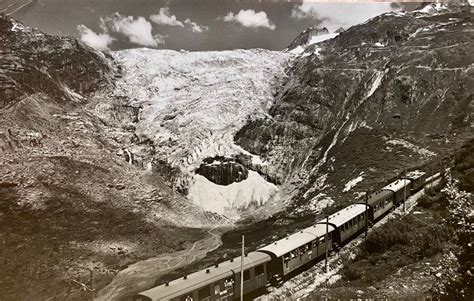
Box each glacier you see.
[111,48,289,218]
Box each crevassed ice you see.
[112,48,289,217]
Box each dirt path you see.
[95,227,224,301]
[258,177,441,300]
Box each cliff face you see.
[235,4,474,209]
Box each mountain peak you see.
[287,26,331,52]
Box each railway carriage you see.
[381,179,411,206]
[134,252,271,301]
[358,190,394,221]
[257,223,335,277]
[318,204,368,248]
[403,171,427,194]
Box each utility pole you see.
[428,164,431,189]
[365,192,369,239]
[403,168,407,212]
[325,215,329,273]
[240,235,244,301]
[89,268,94,298]
[2,235,5,265]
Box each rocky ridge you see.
[236,3,474,213]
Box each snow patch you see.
[308,32,338,45]
[414,3,449,17]
[386,139,436,157]
[289,45,305,55]
[343,175,364,192]
[303,174,328,199]
[188,171,279,219]
[62,85,84,102]
[309,195,334,213]
[289,32,338,57]
[416,3,448,14]
[10,21,26,32]
[366,69,387,99]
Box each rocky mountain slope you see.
[0,15,217,300]
[236,3,474,214]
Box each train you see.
[133,171,430,301]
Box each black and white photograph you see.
[0,0,473,300]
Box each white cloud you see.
[150,7,184,27]
[150,7,208,33]
[102,12,165,47]
[77,24,114,51]
[222,9,276,30]
[184,18,209,33]
[291,2,395,31]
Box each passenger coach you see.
[257,223,335,277]
[134,252,271,301]
[403,171,427,194]
[318,204,368,248]
[358,190,394,221]
[381,179,411,206]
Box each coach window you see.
[291,250,298,258]
[223,276,234,289]
[299,246,306,254]
[255,264,264,276]
[198,286,210,300]
[243,270,251,282]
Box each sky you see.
[4,0,423,51]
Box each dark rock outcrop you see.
[195,157,249,185]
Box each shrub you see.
[340,214,452,285]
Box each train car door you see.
[254,264,266,287]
